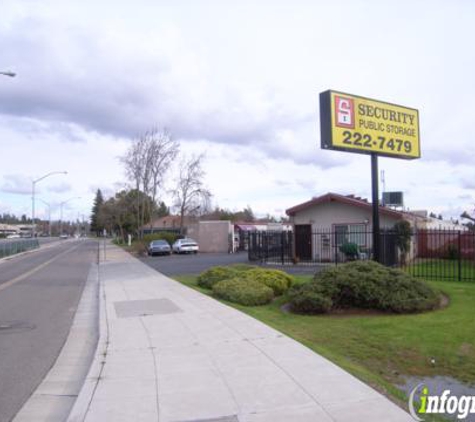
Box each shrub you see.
[130,240,148,256]
[242,268,294,296]
[317,260,439,313]
[339,242,359,260]
[288,260,439,314]
[288,283,333,314]
[197,266,239,289]
[447,244,459,260]
[142,232,178,246]
[212,278,274,306]
[228,263,258,272]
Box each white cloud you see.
[1,174,31,195]
[47,182,72,194]
[0,0,475,221]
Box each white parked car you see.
[172,238,199,254]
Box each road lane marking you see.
[0,243,83,293]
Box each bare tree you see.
[146,128,179,226]
[121,136,146,237]
[172,154,211,234]
[121,127,179,238]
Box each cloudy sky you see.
[1,0,474,223]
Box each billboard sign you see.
[320,90,420,159]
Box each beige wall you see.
[290,202,402,261]
[187,221,232,253]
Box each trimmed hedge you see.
[213,278,274,306]
[242,268,294,296]
[288,260,439,314]
[197,266,238,289]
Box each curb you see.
[12,263,100,422]
[67,254,109,422]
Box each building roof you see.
[0,223,20,233]
[285,192,404,219]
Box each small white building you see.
[285,192,405,261]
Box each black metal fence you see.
[248,229,475,281]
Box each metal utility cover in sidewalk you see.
[114,298,182,318]
[180,417,238,422]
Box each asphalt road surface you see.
[0,239,97,422]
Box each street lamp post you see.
[60,197,81,236]
[37,199,52,237]
[32,171,67,237]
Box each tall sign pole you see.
[371,153,380,262]
[320,90,420,264]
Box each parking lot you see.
[140,252,249,276]
[140,251,320,277]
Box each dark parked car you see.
[147,239,172,256]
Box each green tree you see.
[90,189,105,236]
[156,201,170,218]
[393,220,412,265]
[100,189,156,241]
[233,206,255,222]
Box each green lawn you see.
[173,272,475,409]
[407,259,475,282]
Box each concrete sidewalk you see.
[68,242,413,422]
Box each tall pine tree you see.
[90,189,105,236]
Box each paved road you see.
[0,239,97,422]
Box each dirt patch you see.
[439,292,450,308]
[458,343,474,357]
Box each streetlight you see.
[0,71,15,77]
[37,199,52,237]
[60,197,81,236]
[32,171,67,237]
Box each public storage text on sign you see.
[320,90,420,159]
